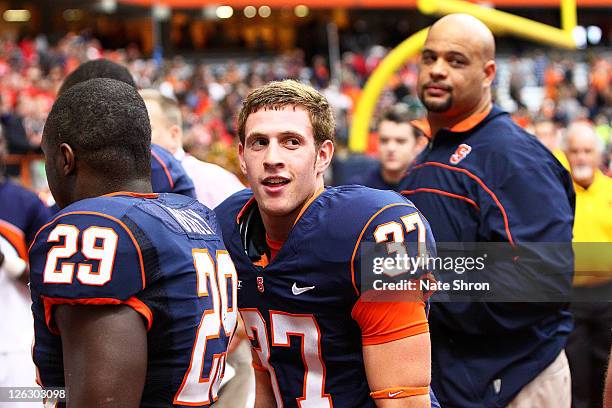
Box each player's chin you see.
[260,200,298,218]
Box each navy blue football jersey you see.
[151,143,197,198]
[0,179,51,257]
[29,192,236,407]
[216,185,438,407]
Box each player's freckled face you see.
[240,106,322,223]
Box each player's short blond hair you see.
[237,80,335,148]
[139,89,182,128]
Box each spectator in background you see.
[140,89,244,209]
[1,93,45,156]
[400,14,575,407]
[351,103,426,191]
[564,121,612,408]
[508,56,526,109]
[533,117,570,168]
[58,59,197,199]
[0,127,51,407]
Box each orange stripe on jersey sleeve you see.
[351,294,428,346]
[42,296,153,334]
[123,297,154,330]
[0,219,28,260]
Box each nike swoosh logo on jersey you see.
[388,391,403,398]
[292,283,315,295]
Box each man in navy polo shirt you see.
[400,14,575,407]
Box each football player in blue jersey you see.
[0,127,52,408]
[216,80,439,407]
[58,59,197,199]
[30,78,236,407]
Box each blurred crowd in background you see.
[0,30,611,195]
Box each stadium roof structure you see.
[118,0,610,8]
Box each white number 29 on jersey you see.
[174,249,238,405]
[42,224,238,405]
[43,224,118,286]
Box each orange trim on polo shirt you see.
[450,105,492,133]
[410,105,492,138]
[411,119,431,138]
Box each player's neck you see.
[380,167,405,185]
[428,97,491,137]
[260,211,295,243]
[260,185,324,243]
[73,177,153,203]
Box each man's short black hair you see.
[44,78,151,179]
[58,59,136,95]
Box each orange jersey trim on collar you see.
[411,105,492,138]
[103,191,159,199]
[240,187,324,269]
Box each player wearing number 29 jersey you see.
[216,185,439,407]
[32,77,236,408]
[30,192,237,407]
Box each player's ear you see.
[483,60,496,88]
[238,142,247,176]
[59,143,76,176]
[170,124,183,152]
[315,139,334,174]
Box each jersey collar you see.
[102,191,159,198]
[236,187,325,227]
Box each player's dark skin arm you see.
[55,304,147,408]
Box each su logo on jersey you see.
[450,144,472,165]
[257,276,265,293]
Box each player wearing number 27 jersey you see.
[218,79,438,407]
[30,192,237,407]
[217,185,438,407]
